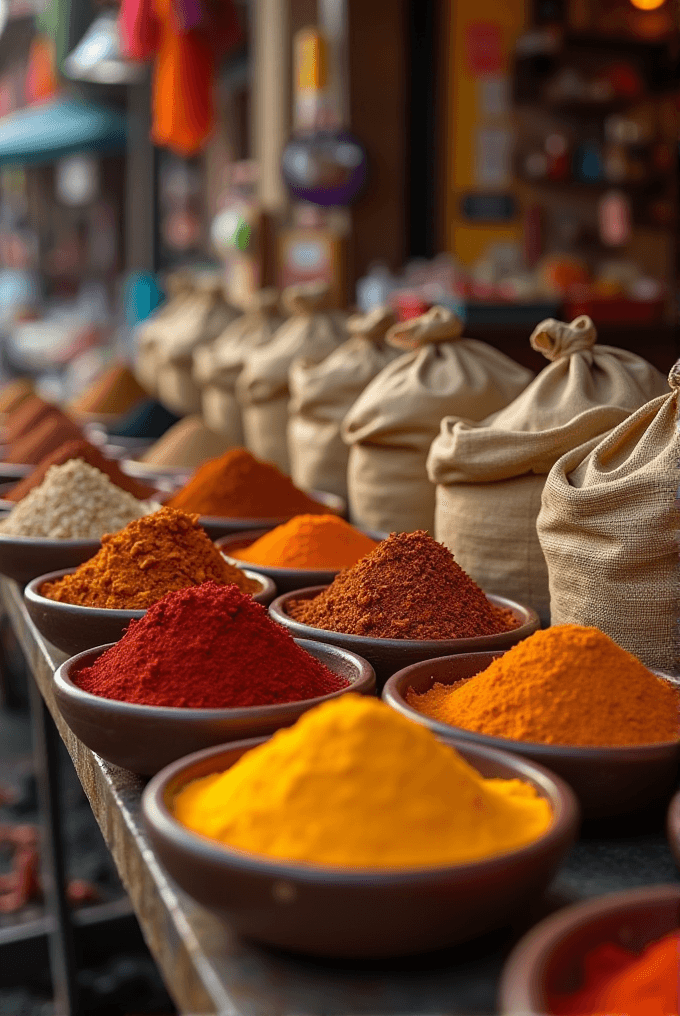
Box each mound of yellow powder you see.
[229,514,378,569]
[173,695,552,868]
[406,625,680,747]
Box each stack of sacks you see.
[538,363,679,673]
[428,315,667,621]
[4,396,82,464]
[134,271,194,397]
[194,288,282,445]
[287,305,399,500]
[237,282,346,473]
[153,276,239,416]
[342,307,534,533]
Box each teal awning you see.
[0,97,126,166]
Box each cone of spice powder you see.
[168,447,328,518]
[287,531,517,639]
[41,507,258,609]
[72,582,347,708]
[4,395,56,444]
[0,378,34,415]
[140,415,234,469]
[6,439,155,502]
[69,363,148,417]
[230,515,378,569]
[7,412,82,464]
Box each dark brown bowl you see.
[215,527,385,594]
[0,534,102,585]
[666,790,680,869]
[24,567,277,656]
[383,653,680,820]
[142,736,578,957]
[498,884,680,1014]
[269,587,539,688]
[196,490,347,541]
[54,639,376,776]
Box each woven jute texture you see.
[134,271,194,397]
[537,380,680,673]
[428,316,667,620]
[287,305,399,499]
[342,306,533,533]
[237,282,346,473]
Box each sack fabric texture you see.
[237,282,346,473]
[537,366,679,674]
[428,315,668,620]
[287,305,399,499]
[342,306,534,533]
[134,271,194,397]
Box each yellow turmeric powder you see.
[406,625,680,748]
[173,695,552,868]
[229,514,378,569]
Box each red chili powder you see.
[74,581,348,708]
[7,439,155,501]
[287,530,517,640]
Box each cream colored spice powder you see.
[0,459,158,539]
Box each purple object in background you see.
[172,0,205,32]
[281,130,368,207]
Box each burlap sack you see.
[428,315,668,620]
[134,271,194,397]
[287,305,399,499]
[155,277,239,416]
[342,306,534,533]
[195,289,282,445]
[237,282,346,472]
[537,367,679,673]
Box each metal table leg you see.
[27,673,79,1015]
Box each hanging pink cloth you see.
[119,0,161,61]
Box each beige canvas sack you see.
[237,282,346,472]
[537,365,679,673]
[342,306,534,533]
[428,315,668,620]
[134,271,194,397]
[155,277,239,416]
[194,288,282,445]
[287,305,399,499]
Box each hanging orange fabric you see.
[24,37,60,106]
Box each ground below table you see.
[2,576,678,1016]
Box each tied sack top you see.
[193,288,282,388]
[342,306,534,451]
[428,315,668,484]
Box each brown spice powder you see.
[287,530,517,640]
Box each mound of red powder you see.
[74,581,348,708]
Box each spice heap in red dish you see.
[74,582,348,709]
[287,530,516,640]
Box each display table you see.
[1,576,677,1016]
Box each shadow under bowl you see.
[54,638,376,775]
[0,534,102,586]
[268,587,539,687]
[142,736,578,957]
[498,884,680,1015]
[196,490,347,541]
[24,567,277,656]
[215,527,385,595]
[383,653,680,820]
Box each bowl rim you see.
[269,586,540,650]
[498,883,680,1015]
[383,653,680,759]
[54,638,376,718]
[25,566,274,618]
[142,734,579,883]
[215,527,384,578]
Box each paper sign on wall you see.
[475,128,512,186]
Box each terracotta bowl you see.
[666,789,680,869]
[54,638,376,776]
[268,587,539,688]
[215,527,385,595]
[24,567,277,656]
[0,534,102,586]
[196,490,347,541]
[383,652,680,820]
[142,736,578,957]
[498,884,680,1015]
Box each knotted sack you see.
[237,282,346,472]
[155,277,239,416]
[194,288,282,445]
[134,271,194,397]
[287,305,399,499]
[537,366,679,673]
[342,306,534,533]
[428,316,667,620]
